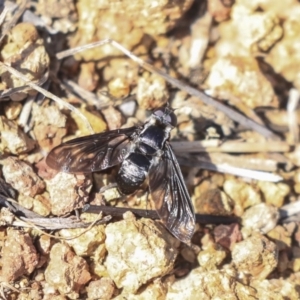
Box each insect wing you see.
[149,143,195,243]
[46,127,137,173]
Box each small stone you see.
[59,224,106,257]
[108,77,130,98]
[105,217,178,293]
[78,62,99,92]
[102,105,123,130]
[86,278,115,300]
[223,179,262,215]
[10,22,39,46]
[242,203,279,235]
[265,7,300,90]
[119,100,136,117]
[205,56,277,109]
[71,105,107,135]
[31,103,67,151]
[136,73,169,110]
[0,22,49,101]
[45,243,91,299]
[18,193,51,216]
[45,173,92,216]
[0,208,15,226]
[33,193,52,216]
[232,233,278,280]
[37,235,52,256]
[166,266,256,299]
[258,181,290,208]
[214,223,242,250]
[0,229,39,282]
[197,244,227,270]
[116,280,167,299]
[4,101,22,120]
[2,157,45,197]
[267,225,292,251]
[252,277,300,299]
[103,186,121,202]
[0,116,35,154]
[208,0,232,22]
[89,244,108,277]
[195,188,233,215]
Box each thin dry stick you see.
[176,157,283,182]
[171,140,290,153]
[60,78,107,107]
[12,213,109,240]
[0,282,20,298]
[279,200,300,219]
[84,205,240,224]
[208,153,279,172]
[0,69,48,100]
[287,88,299,144]
[1,195,111,233]
[18,94,35,131]
[216,91,265,125]
[0,62,94,134]
[0,6,9,27]
[210,164,282,182]
[57,39,278,139]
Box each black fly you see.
[46,107,195,243]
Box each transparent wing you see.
[149,143,195,243]
[46,127,137,173]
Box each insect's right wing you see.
[46,127,137,173]
[149,143,195,244]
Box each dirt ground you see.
[1,0,300,299]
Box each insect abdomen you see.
[116,153,151,194]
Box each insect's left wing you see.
[149,143,195,243]
[46,127,137,173]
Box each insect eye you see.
[153,107,177,127]
[164,113,177,127]
[153,108,165,118]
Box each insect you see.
[46,106,195,243]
